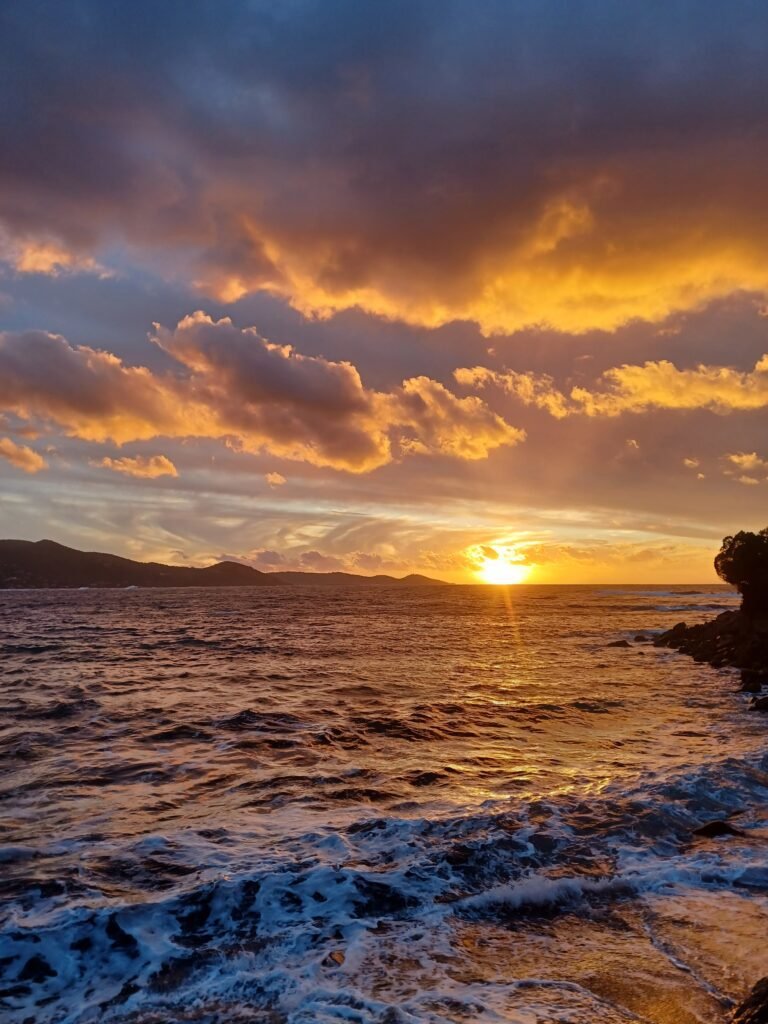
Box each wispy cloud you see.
[96,454,178,478]
[0,436,47,473]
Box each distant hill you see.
[0,540,446,589]
[269,570,443,587]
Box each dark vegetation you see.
[0,539,444,589]
[715,529,768,619]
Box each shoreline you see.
[656,606,768,1021]
[654,609,768,680]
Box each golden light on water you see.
[469,544,533,585]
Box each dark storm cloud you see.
[3,1,768,332]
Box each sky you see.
[1,0,767,583]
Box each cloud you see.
[0,315,522,473]
[3,3,768,334]
[97,454,178,478]
[725,451,768,473]
[265,471,286,488]
[454,367,572,419]
[393,376,524,460]
[458,354,768,417]
[0,329,188,443]
[723,451,768,486]
[573,355,768,416]
[0,232,107,277]
[0,436,47,473]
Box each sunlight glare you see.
[471,545,532,584]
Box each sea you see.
[1,583,767,1024]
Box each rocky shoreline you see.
[655,607,768,1020]
[654,609,768,684]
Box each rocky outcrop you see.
[733,977,768,1023]
[654,610,768,674]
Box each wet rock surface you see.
[654,610,768,674]
[733,977,768,1023]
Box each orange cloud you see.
[0,316,523,474]
[723,452,768,486]
[458,353,768,417]
[5,4,768,337]
[1,233,107,277]
[393,376,524,460]
[97,454,178,478]
[455,367,572,419]
[0,436,47,473]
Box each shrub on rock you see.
[715,529,768,618]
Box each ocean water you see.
[1,583,766,1024]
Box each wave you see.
[3,748,768,1022]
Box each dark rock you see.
[733,977,768,1023]
[607,639,631,648]
[741,675,763,693]
[18,955,56,984]
[655,610,768,675]
[742,670,768,692]
[693,820,746,838]
[633,635,648,642]
[751,696,768,712]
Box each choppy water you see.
[2,583,767,1023]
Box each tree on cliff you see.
[715,529,768,617]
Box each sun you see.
[478,557,531,585]
[470,544,533,584]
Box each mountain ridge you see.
[0,539,447,589]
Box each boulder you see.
[740,670,764,693]
[655,610,768,675]
[607,639,631,648]
[742,669,768,691]
[733,977,768,1023]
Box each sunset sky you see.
[1,1,767,583]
